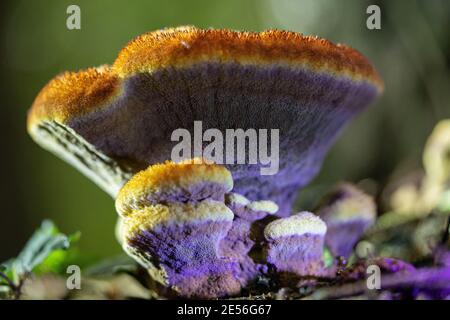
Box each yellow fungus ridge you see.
[116,159,233,217]
[122,200,234,239]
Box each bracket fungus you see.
[116,159,242,298]
[27,27,384,298]
[316,183,376,258]
[264,212,328,279]
[116,160,333,297]
[27,26,383,215]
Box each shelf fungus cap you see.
[264,212,327,277]
[225,192,278,221]
[117,160,241,298]
[317,183,376,258]
[27,26,383,214]
[116,158,232,217]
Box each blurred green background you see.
[1,0,449,262]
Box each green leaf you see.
[33,231,81,275]
[0,220,78,291]
[12,220,70,276]
[322,247,334,268]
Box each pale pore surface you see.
[264,211,327,239]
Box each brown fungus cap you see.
[28,26,383,213]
